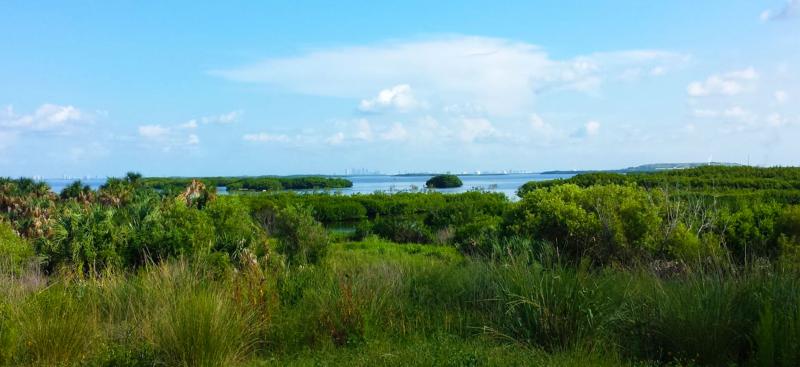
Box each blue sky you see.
[1,1,799,177]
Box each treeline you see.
[4,166,800,273]
[520,166,800,202]
[142,175,353,192]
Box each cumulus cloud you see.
[359,84,420,112]
[761,0,799,21]
[0,104,88,132]
[135,110,243,150]
[214,36,686,115]
[138,124,170,139]
[571,120,601,138]
[687,68,759,97]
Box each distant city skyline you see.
[1,1,799,177]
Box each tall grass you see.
[137,262,262,367]
[752,272,800,367]
[2,238,800,366]
[487,264,628,351]
[14,283,101,366]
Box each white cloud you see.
[774,90,789,104]
[352,119,373,140]
[379,123,409,141]
[181,119,198,129]
[526,113,564,145]
[214,36,686,115]
[767,113,790,127]
[0,104,88,131]
[136,110,244,150]
[722,106,756,123]
[687,68,759,97]
[585,120,601,136]
[761,0,799,21]
[138,125,170,139]
[201,110,243,124]
[692,106,756,123]
[359,84,420,112]
[571,120,601,138]
[457,118,500,143]
[242,132,291,143]
[325,132,345,145]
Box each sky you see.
[1,1,799,177]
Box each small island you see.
[425,174,463,188]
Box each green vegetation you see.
[520,166,800,202]
[142,175,353,193]
[425,174,463,188]
[2,166,800,365]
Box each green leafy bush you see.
[0,222,33,274]
[136,200,216,263]
[425,174,463,189]
[507,184,662,265]
[274,205,329,265]
[204,197,263,258]
[372,216,434,244]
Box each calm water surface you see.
[44,173,574,200]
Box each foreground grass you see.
[2,238,800,366]
[252,336,629,367]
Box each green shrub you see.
[274,205,329,265]
[137,199,215,263]
[372,216,434,244]
[204,197,262,258]
[507,184,662,265]
[452,215,501,254]
[425,174,463,189]
[663,222,702,261]
[0,222,33,274]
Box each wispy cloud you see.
[213,35,687,115]
[201,110,243,124]
[136,110,240,151]
[242,132,291,143]
[0,104,91,132]
[687,68,759,97]
[761,0,799,21]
